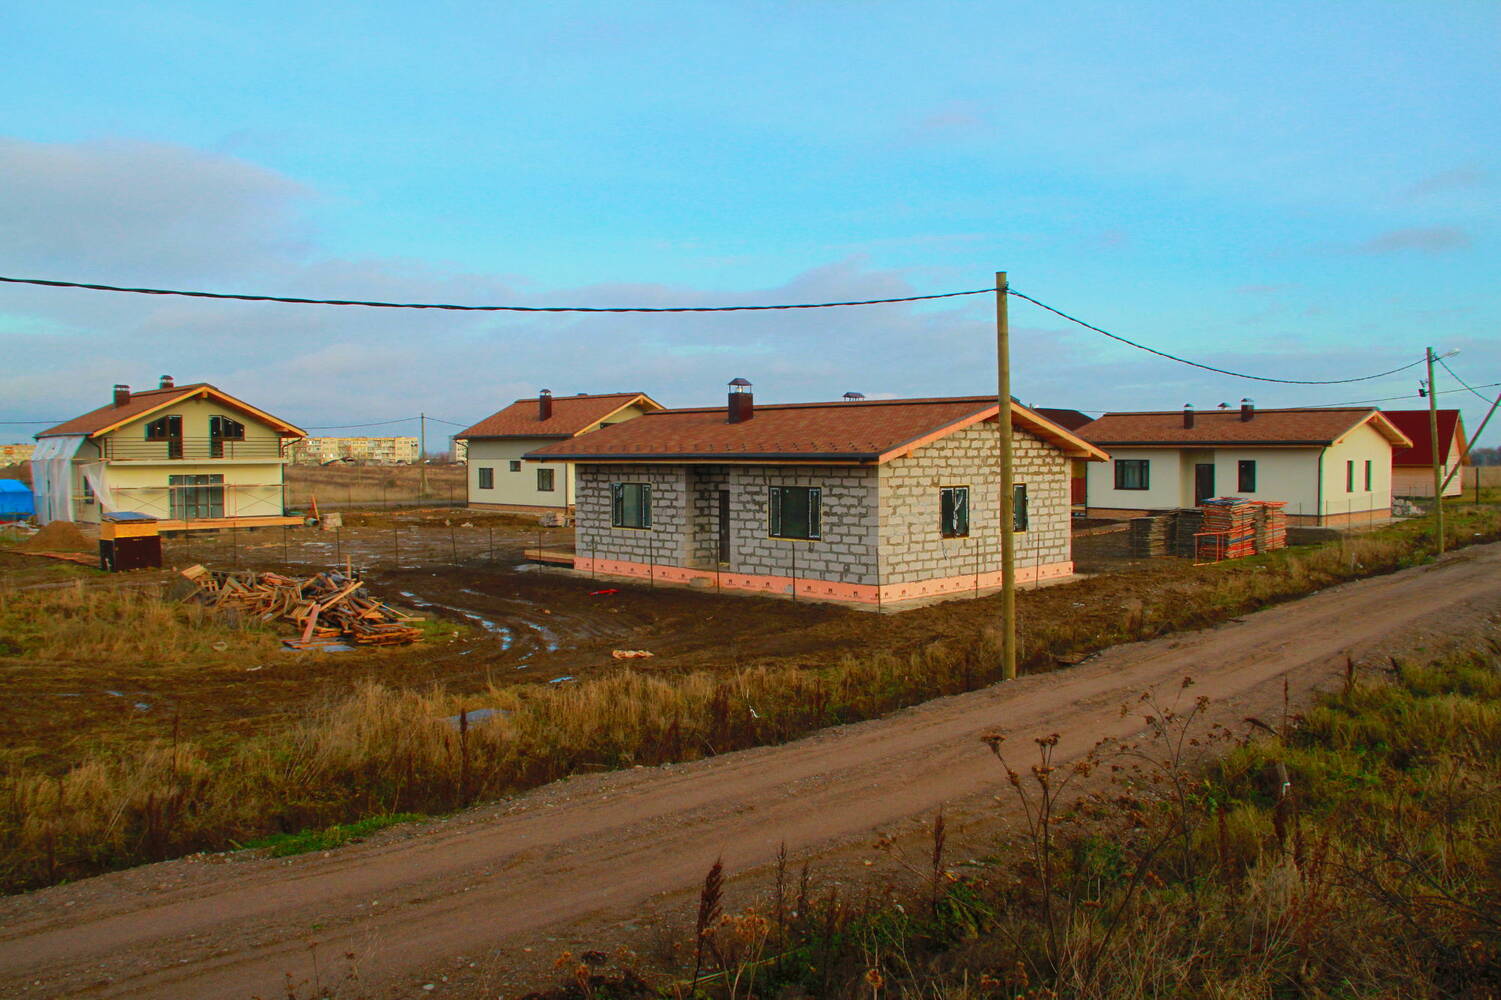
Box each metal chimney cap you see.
[728,377,752,388]
[843,391,866,401]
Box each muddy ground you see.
[3,509,1204,774]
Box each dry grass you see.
[3,506,1500,894]
[284,463,466,509]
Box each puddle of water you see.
[441,707,508,729]
[548,676,575,684]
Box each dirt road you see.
[4,543,1501,1000]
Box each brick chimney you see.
[1240,398,1254,422]
[159,375,175,390]
[538,389,553,421]
[728,377,754,424]
[113,384,131,407]
[1183,404,1195,429]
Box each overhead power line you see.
[1437,357,1494,402]
[1006,288,1426,386]
[0,274,992,313]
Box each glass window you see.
[611,482,652,528]
[509,460,521,472]
[1364,460,1372,491]
[537,468,556,492]
[940,486,969,537]
[168,473,224,519]
[1013,484,1029,532]
[477,467,494,489]
[1114,459,1149,490]
[1238,460,1256,493]
[769,486,821,540]
[1346,460,1355,493]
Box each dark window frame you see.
[509,460,521,472]
[1364,460,1372,491]
[768,485,822,540]
[477,467,494,490]
[1237,460,1257,493]
[537,468,556,492]
[1013,483,1029,532]
[1114,459,1150,491]
[610,482,652,529]
[1346,460,1355,493]
[940,485,970,538]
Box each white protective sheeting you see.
[80,462,116,514]
[29,435,85,524]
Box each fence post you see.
[282,525,289,564]
[335,526,341,563]
[487,524,494,563]
[450,522,458,566]
[790,543,797,602]
[393,522,400,567]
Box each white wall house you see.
[1382,410,1469,499]
[31,377,305,529]
[1078,404,1412,526]
[454,391,663,513]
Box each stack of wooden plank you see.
[181,565,424,647]
[1252,501,1288,552]
[1199,497,1259,561]
[1128,515,1176,557]
[1174,508,1204,558]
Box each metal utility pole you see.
[996,271,1017,681]
[1426,348,1444,554]
[417,408,429,498]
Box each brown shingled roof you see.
[38,383,305,439]
[526,396,1108,464]
[455,392,663,440]
[1382,410,1467,467]
[1078,407,1412,448]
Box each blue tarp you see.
[0,478,35,517]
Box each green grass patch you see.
[239,813,424,857]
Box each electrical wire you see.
[302,418,421,430]
[1006,287,1427,386]
[1437,357,1495,402]
[0,274,992,313]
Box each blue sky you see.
[3,0,1497,444]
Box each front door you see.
[717,489,731,563]
[1194,463,1215,505]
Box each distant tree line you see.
[1472,446,1501,466]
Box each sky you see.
[3,0,1498,448]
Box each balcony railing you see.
[100,437,287,461]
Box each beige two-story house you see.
[32,377,306,528]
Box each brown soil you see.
[19,521,94,553]
[3,542,1499,1000]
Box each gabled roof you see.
[1077,407,1413,449]
[1032,407,1096,431]
[1381,410,1468,467]
[526,396,1109,464]
[455,392,664,440]
[37,383,305,439]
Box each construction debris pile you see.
[1128,498,1288,562]
[181,565,424,647]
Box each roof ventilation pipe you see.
[1183,404,1195,429]
[728,378,754,424]
[159,375,174,389]
[538,389,553,421]
[1240,398,1254,422]
[113,384,131,407]
[842,391,866,402]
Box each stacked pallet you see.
[1128,515,1176,557]
[1174,508,1204,559]
[181,565,424,647]
[1199,497,1258,561]
[1252,501,1288,552]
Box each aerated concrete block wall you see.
[877,421,1070,584]
[574,464,691,566]
[719,465,880,585]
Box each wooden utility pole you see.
[419,412,428,499]
[996,271,1017,681]
[1426,348,1444,554]
[1441,389,1501,494]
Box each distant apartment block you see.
[1,443,36,466]
[451,438,468,464]
[288,436,420,465]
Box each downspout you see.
[1316,448,1325,526]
